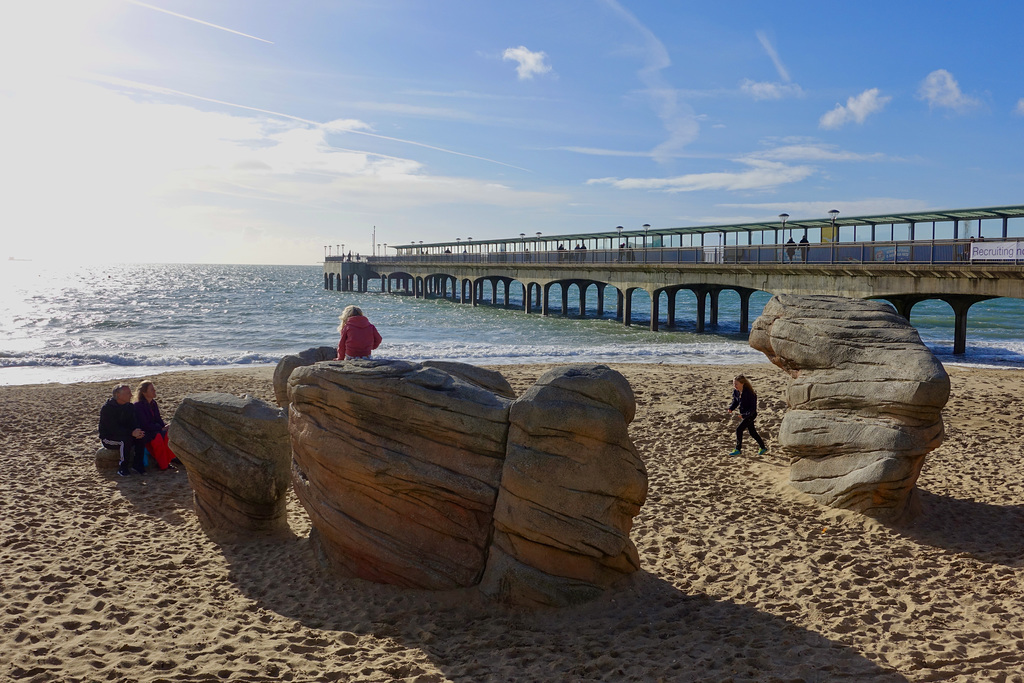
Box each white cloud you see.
[740,79,803,100]
[554,147,661,158]
[917,69,980,112]
[1016,98,1024,115]
[717,198,932,217]
[502,46,552,80]
[819,88,891,129]
[586,159,813,193]
[750,143,884,162]
[0,77,564,263]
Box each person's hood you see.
[346,315,372,328]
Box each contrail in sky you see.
[124,0,274,44]
[94,75,531,171]
[756,30,791,83]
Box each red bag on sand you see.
[147,433,176,470]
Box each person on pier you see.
[336,305,382,360]
[786,237,796,263]
[798,234,809,262]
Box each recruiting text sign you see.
[970,241,1023,261]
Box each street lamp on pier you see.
[324,245,328,259]
[643,224,650,249]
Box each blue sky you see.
[2,0,1023,263]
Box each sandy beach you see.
[1,362,1022,682]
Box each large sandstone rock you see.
[479,365,648,607]
[273,346,337,407]
[168,393,291,537]
[749,294,949,523]
[421,360,516,399]
[288,360,512,590]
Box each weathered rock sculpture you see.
[421,360,516,399]
[288,360,513,590]
[287,360,648,605]
[479,365,648,607]
[272,345,337,408]
[168,393,291,537]
[749,294,949,523]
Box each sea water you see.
[1,262,1022,386]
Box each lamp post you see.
[643,223,650,249]
[324,245,328,259]
[341,244,345,260]
[535,231,541,254]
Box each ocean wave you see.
[0,350,282,369]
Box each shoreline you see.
[2,362,1022,680]
[2,353,1022,389]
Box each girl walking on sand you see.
[727,374,767,456]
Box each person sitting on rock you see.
[133,380,178,471]
[336,305,382,360]
[99,384,146,476]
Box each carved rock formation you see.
[168,393,291,537]
[749,294,949,523]
[288,360,513,590]
[286,360,649,605]
[421,360,516,399]
[272,345,337,407]
[478,365,648,607]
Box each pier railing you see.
[363,238,1021,267]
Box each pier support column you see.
[709,288,720,327]
[596,285,605,317]
[561,284,569,317]
[623,289,633,327]
[616,289,623,321]
[579,283,588,317]
[694,289,707,333]
[542,283,551,316]
[471,280,479,307]
[649,290,660,332]
[524,283,533,313]
[667,289,677,328]
[941,295,992,355]
[737,289,753,334]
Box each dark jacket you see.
[728,388,758,418]
[337,315,383,359]
[99,398,138,442]
[134,400,166,442]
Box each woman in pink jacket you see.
[336,305,383,360]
